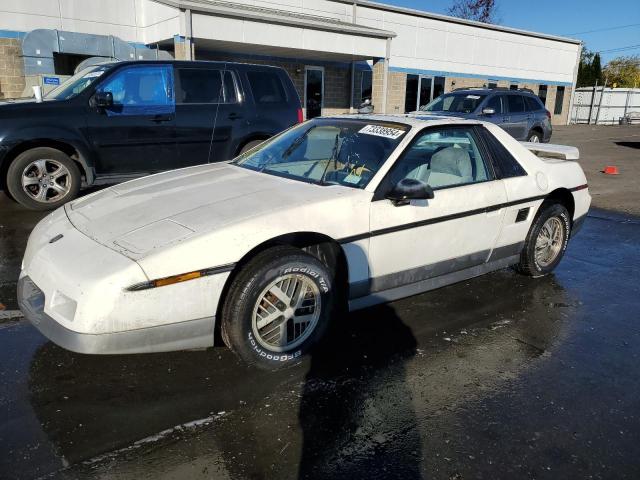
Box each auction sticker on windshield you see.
[359,124,405,139]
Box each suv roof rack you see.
[452,86,535,94]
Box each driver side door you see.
[367,125,508,295]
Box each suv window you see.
[486,95,504,114]
[177,68,222,104]
[387,127,491,190]
[525,96,543,112]
[97,65,174,115]
[507,95,525,113]
[479,127,527,178]
[247,71,286,104]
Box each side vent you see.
[516,208,530,223]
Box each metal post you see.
[588,79,597,125]
[184,8,193,60]
[350,62,356,113]
[594,76,607,125]
[380,38,391,114]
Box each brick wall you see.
[371,59,385,113]
[386,71,406,114]
[545,85,572,125]
[0,38,26,99]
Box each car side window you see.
[97,65,174,116]
[525,96,542,112]
[177,68,223,104]
[222,71,238,103]
[486,95,504,114]
[507,95,525,113]
[478,127,527,178]
[247,71,287,104]
[387,127,491,190]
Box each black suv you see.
[0,60,302,210]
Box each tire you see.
[517,202,571,277]
[221,246,334,370]
[526,130,542,143]
[6,147,81,210]
[239,139,265,155]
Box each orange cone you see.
[603,166,620,175]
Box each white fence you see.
[570,87,640,125]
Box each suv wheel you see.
[221,246,334,370]
[527,130,542,143]
[6,147,81,210]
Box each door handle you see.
[228,112,243,120]
[151,114,173,122]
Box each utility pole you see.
[588,79,597,125]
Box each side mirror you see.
[482,107,495,116]
[93,91,113,108]
[386,178,435,206]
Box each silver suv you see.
[419,88,552,143]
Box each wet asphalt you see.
[1,192,640,480]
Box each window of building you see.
[404,74,419,113]
[433,76,446,98]
[510,84,519,91]
[538,85,547,106]
[554,86,565,115]
[488,81,498,89]
[360,70,372,103]
[247,71,287,104]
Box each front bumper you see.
[18,275,215,354]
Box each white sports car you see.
[18,115,590,368]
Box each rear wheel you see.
[526,130,542,143]
[6,147,81,210]
[517,202,570,277]
[221,246,334,369]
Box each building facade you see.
[0,0,581,124]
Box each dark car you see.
[419,88,552,143]
[0,60,302,210]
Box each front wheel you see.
[6,147,81,210]
[221,246,334,369]
[517,202,571,277]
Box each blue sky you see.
[378,0,640,63]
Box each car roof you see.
[326,113,481,128]
[102,60,284,71]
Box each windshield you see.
[422,93,487,114]
[233,118,409,188]
[45,65,111,100]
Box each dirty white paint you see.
[20,115,591,353]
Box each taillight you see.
[297,108,304,123]
[545,109,551,119]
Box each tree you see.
[577,48,603,87]
[603,55,640,88]
[447,0,498,24]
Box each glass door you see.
[418,76,433,110]
[305,66,324,120]
[405,74,434,112]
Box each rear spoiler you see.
[521,142,579,160]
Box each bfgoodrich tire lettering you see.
[517,202,571,277]
[221,246,334,369]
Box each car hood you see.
[65,163,363,258]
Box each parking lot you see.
[1,125,640,479]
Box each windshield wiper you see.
[282,126,315,160]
